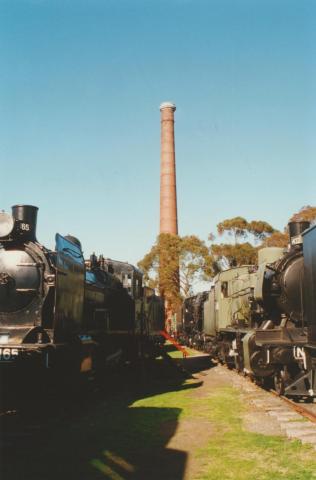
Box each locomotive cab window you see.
[221,281,228,298]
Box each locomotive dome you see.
[0,211,14,238]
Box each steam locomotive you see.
[180,221,316,399]
[0,205,164,388]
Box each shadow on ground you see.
[1,355,214,480]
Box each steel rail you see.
[215,362,316,424]
[269,389,316,423]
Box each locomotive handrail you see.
[15,288,38,292]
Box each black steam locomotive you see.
[0,205,164,387]
[180,221,316,399]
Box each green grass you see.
[132,379,197,414]
[162,340,202,358]
[166,347,200,358]
[133,383,316,480]
[193,387,316,480]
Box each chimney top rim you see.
[160,102,176,111]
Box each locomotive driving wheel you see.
[274,368,286,395]
[234,354,243,373]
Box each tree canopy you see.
[138,233,213,310]
[290,206,316,223]
[215,217,275,244]
[211,242,257,268]
[247,220,275,241]
[261,206,316,248]
[211,208,316,266]
[262,231,288,248]
[138,206,316,308]
[210,217,276,267]
[216,217,248,243]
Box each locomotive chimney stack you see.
[288,221,310,248]
[11,205,38,242]
[288,221,311,239]
[160,102,178,235]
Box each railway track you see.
[181,351,316,423]
[213,363,316,449]
[270,390,316,423]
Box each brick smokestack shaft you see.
[160,102,178,235]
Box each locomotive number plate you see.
[0,348,19,361]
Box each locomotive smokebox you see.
[288,221,310,242]
[12,205,38,242]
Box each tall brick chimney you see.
[159,102,178,235]
[159,102,179,332]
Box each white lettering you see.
[293,346,307,370]
[0,348,19,361]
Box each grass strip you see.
[133,383,316,479]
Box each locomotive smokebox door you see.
[54,234,85,342]
[303,225,316,345]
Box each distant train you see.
[179,221,316,399]
[0,205,164,389]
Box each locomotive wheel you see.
[219,342,230,366]
[274,369,286,396]
[234,355,243,373]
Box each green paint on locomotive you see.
[204,247,285,336]
[204,266,257,335]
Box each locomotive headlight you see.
[0,212,14,238]
[0,334,9,344]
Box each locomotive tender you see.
[181,221,316,399]
[0,205,164,384]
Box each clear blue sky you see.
[1,0,315,265]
